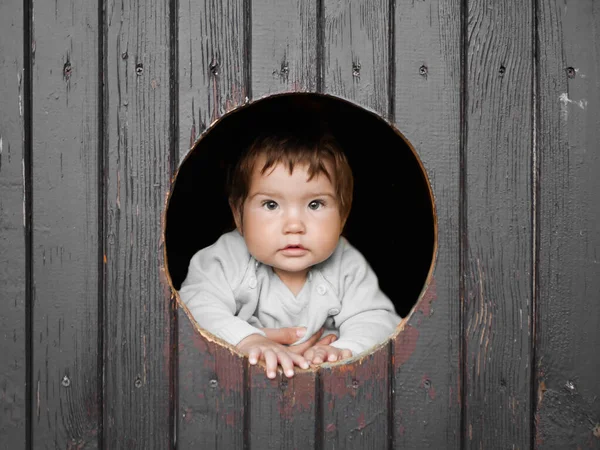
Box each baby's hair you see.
[228,127,353,222]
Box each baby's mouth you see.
[280,244,307,255]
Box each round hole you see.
[165,93,435,321]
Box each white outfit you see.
[179,230,401,356]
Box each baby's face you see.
[233,157,343,284]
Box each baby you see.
[179,127,401,378]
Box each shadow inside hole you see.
[166,93,434,318]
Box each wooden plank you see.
[29,0,101,447]
[248,366,317,449]
[251,0,318,96]
[321,346,390,449]
[463,1,533,447]
[176,0,248,446]
[319,4,392,448]
[392,0,461,447]
[177,307,245,449]
[246,3,319,446]
[178,0,247,161]
[0,0,26,447]
[104,0,174,447]
[323,0,390,117]
[536,1,600,448]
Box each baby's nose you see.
[283,212,306,233]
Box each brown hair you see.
[229,130,353,223]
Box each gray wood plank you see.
[248,366,317,449]
[30,0,101,447]
[176,1,248,446]
[464,1,533,447]
[247,3,319,447]
[536,1,600,448]
[0,0,26,447]
[320,4,392,447]
[251,0,318,96]
[177,307,245,449]
[178,0,247,161]
[321,346,390,450]
[104,0,174,447]
[323,0,390,117]
[392,0,461,447]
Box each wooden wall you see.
[1,0,599,449]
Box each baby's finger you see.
[248,348,261,365]
[311,347,327,364]
[315,334,337,347]
[287,328,326,355]
[276,351,296,378]
[261,327,306,345]
[341,349,353,360]
[289,352,309,370]
[263,350,278,379]
[303,348,315,362]
[327,351,339,362]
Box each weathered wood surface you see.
[104,0,175,447]
[245,4,320,449]
[178,0,247,162]
[0,0,26,448]
[176,0,249,445]
[320,3,393,447]
[178,307,246,449]
[323,0,391,117]
[321,345,391,449]
[464,1,533,448]
[31,0,101,447]
[536,1,600,448]
[249,364,318,449]
[3,1,600,449]
[251,0,318,96]
[393,0,462,447]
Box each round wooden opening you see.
[165,93,435,320]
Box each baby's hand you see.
[303,345,352,365]
[236,334,309,379]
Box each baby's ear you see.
[229,200,243,234]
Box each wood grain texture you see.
[104,0,174,447]
[0,0,26,447]
[248,366,317,449]
[178,0,247,161]
[30,0,100,447]
[321,346,390,450]
[323,0,390,117]
[246,5,319,446]
[536,1,600,448]
[251,0,318,96]
[320,5,393,446]
[464,1,533,447]
[392,0,462,447]
[177,307,245,449]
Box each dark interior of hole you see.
[166,94,434,318]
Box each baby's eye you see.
[308,200,324,210]
[262,200,279,211]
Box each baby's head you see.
[228,129,353,284]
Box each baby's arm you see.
[179,233,265,345]
[326,242,401,357]
[179,232,311,377]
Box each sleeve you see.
[328,242,402,356]
[178,232,266,346]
